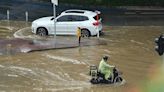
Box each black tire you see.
[99,31,104,36]
[90,78,99,84]
[81,29,90,37]
[37,27,48,36]
[113,76,123,83]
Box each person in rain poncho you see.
[76,27,81,45]
[98,56,115,80]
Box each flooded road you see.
[0,22,163,92]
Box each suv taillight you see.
[93,21,100,26]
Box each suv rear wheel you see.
[37,27,48,36]
[81,29,90,37]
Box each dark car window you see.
[93,14,101,20]
[57,15,72,22]
[57,15,88,22]
[71,15,89,21]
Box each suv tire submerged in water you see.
[37,27,48,36]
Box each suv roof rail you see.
[61,9,93,14]
[65,11,85,14]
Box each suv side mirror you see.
[51,18,54,20]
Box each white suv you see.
[31,9,102,37]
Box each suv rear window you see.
[72,15,88,21]
[93,14,101,20]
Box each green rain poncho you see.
[98,59,114,80]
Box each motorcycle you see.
[89,65,125,84]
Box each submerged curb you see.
[0,27,107,55]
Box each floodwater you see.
[0,21,163,92]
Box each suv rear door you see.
[66,15,89,35]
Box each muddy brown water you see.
[0,24,163,92]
